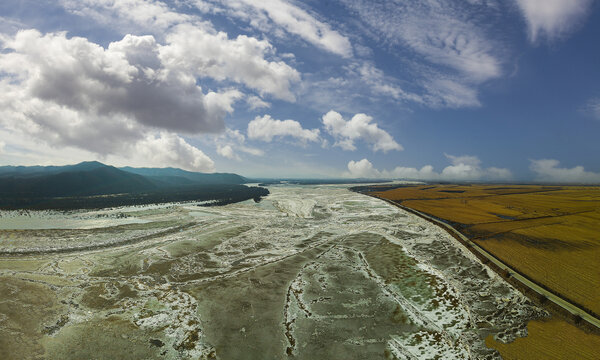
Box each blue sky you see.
[0,0,598,182]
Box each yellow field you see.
[486,319,600,360]
[373,185,600,357]
[372,184,600,316]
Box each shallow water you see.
[0,211,149,230]
[0,185,545,359]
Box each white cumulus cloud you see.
[0,30,240,146]
[440,153,484,180]
[60,1,302,101]
[246,95,271,110]
[134,132,215,172]
[346,154,512,181]
[216,144,239,161]
[247,114,321,144]
[214,128,264,160]
[0,127,216,172]
[530,159,600,183]
[322,110,402,153]
[161,23,300,101]
[384,165,437,180]
[0,18,302,170]
[347,159,380,178]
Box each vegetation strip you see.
[0,223,197,256]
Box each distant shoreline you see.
[0,185,269,210]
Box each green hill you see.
[0,162,158,197]
[0,162,266,210]
[120,167,247,185]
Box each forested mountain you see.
[0,162,157,197]
[120,166,246,185]
[0,161,265,209]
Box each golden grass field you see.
[372,184,600,359]
[486,319,600,360]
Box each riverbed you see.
[0,185,546,359]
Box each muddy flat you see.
[0,185,545,359]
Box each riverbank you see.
[362,184,600,359]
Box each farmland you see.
[486,319,600,360]
[370,184,600,358]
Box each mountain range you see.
[0,161,247,198]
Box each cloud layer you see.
[530,159,600,183]
[583,97,600,120]
[214,128,264,161]
[346,155,512,181]
[61,0,194,31]
[514,0,593,42]
[0,1,302,171]
[0,0,596,179]
[201,0,353,58]
[339,0,505,108]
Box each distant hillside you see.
[0,162,158,197]
[0,161,264,210]
[0,161,108,178]
[120,166,247,185]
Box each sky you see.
[0,0,599,182]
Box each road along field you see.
[369,184,600,359]
[0,185,546,359]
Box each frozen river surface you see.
[0,185,545,359]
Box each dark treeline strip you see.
[0,185,269,210]
[254,179,392,186]
[349,184,411,193]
